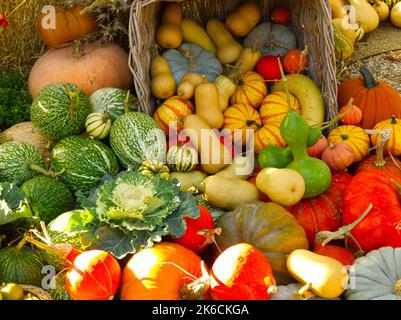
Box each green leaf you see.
[0,182,32,225]
[165,192,200,238]
[47,208,100,249]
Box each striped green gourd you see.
[51,136,120,191]
[21,176,75,223]
[0,244,45,287]
[110,112,167,168]
[30,83,91,141]
[85,112,112,140]
[90,87,138,122]
[166,145,198,172]
[0,141,46,185]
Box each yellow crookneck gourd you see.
[177,72,204,100]
[215,75,237,112]
[182,19,217,54]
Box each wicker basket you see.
[19,284,53,300]
[128,0,338,122]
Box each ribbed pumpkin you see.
[166,145,198,172]
[290,171,352,248]
[153,96,193,135]
[37,6,98,48]
[230,71,267,109]
[371,116,401,156]
[65,250,122,300]
[216,201,309,285]
[338,66,401,129]
[254,122,286,154]
[328,125,370,162]
[120,242,210,300]
[259,91,301,125]
[222,103,262,145]
[356,138,401,180]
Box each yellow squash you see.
[215,75,237,111]
[348,0,380,33]
[156,3,183,49]
[182,19,217,54]
[150,55,176,99]
[227,47,262,80]
[195,78,224,129]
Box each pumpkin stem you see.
[246,120,263,130]
[394,279,401,295]
[179,48,197,68]
[391,115,397,125]
[73,40,83,59]
[16,236,27,251]
[347,98,355,105]
[374,138,388,167]
[25,236,72,258]
[197,228,222,253]
[315,203,373,247]
[180,261,210,300]
[293,283,316,300]
[360,66,379,89]
[340,134,349,140]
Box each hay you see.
[0,0,60,75]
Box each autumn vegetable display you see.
[3,0,401,303]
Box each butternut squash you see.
[156,3,183,49]
[215,155,254,180]
[150,55,176,99]
[328,0,349,19]
[206,19,243,65]
[195,77,224,129]
[177,72,204,99]
[170,170,207,192]
[182,115,231,174]
[215,76,237,111]
[225,3,262,37]
[287,249,349,299]
[348,0,380,33]
[201,175,260,210]
[182,19,217,54]
[227,47,262,79]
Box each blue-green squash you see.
[21,176,75,223]
[162,43,223,84]
[110,112,167,168]
[244,23,297,56]
[166,145,198,172]
[90,87,138,122]
[30,83,91,141]
[0,141,46,185]
[51,135,120,191]
[0,245,45,287]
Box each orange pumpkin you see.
[28,42,133,97]
[254,122,286,154]
[307,135,328,158]
[210,243,276,300]
[338,66,401,129]
[339,98,363,126]
[222,103,262,145]
[259,91,301,125]
[328,125,370,162]
[371,116,401,156]
[120,242,210,300]
[321,142,355,171]
[153,96,194,135]
[356,138,401,180]
[230,71,267,109]
[37,6,98,48]
[65,250,121,300]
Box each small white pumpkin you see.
[85,112,112,140]
[345,247,401,300]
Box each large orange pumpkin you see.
[254,122,286,154]
[259,91,301,125]
[153,96,193,135]
[338,66,401,129]
[370,116,401,156]
[120,242,210,300]
[37,6,98,48]
[210,243,276,300]
[222,103,262,145]
[28,42,133,97]
[65,250,121,300]
[327,125,370,162]
[230,71,267,108]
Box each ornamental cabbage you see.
[0,182,32,226]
